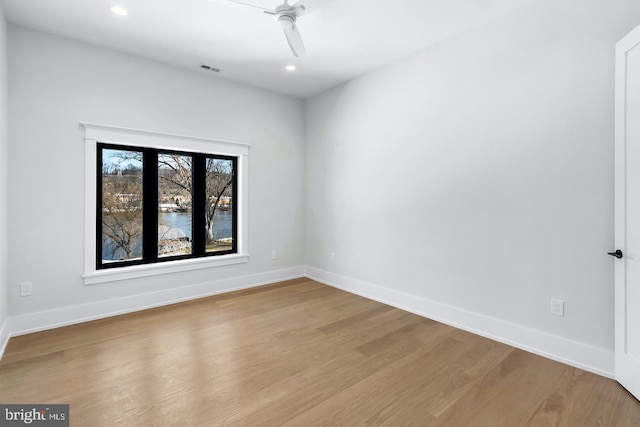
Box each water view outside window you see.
[158,154,193,257]
[101,148,143,263]
[206,158,234,253]
[98,144,236,269]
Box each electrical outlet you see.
[550,299,564,316]
[330,253,336,262]
[271,250,277,260]
[20,282,32,297]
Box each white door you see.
[614,24,640,400]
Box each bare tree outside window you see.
[158,154,193,257]
[101,149,143,262]
[206,158,234,253]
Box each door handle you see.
[608,249,623,259]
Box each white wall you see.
[0,6,9,353]
[305,0,640,375]
[7,26,306,328]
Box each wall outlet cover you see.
[20,282,33,297]
[550,299,564,316]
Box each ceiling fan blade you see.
[283,24,306,57]
[227,0,276,14]
[290,0,335,16]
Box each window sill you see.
[83,253,250,285]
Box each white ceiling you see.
[0,0,531,99]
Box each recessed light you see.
[110,6,128,16]
[285,65,296,71]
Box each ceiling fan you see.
[228,0,335,57]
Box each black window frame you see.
[96,142,238,270]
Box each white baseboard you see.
[0,317,10,360]
[8,266,305,339]
[2,264,615,380]
[305,266,614,379]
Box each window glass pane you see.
[158,154,193,257]
[101,148,143,263]
[206,158,234,253]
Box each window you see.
[83,123,249,285]
[98,144,237,269]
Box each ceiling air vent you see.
[200,64,221,73]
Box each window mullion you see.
[143,150,158,263]
[96,146,104,269]
[192,155,206,256]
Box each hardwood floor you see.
[0,278,638,426]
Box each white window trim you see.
[81,122,250,285]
